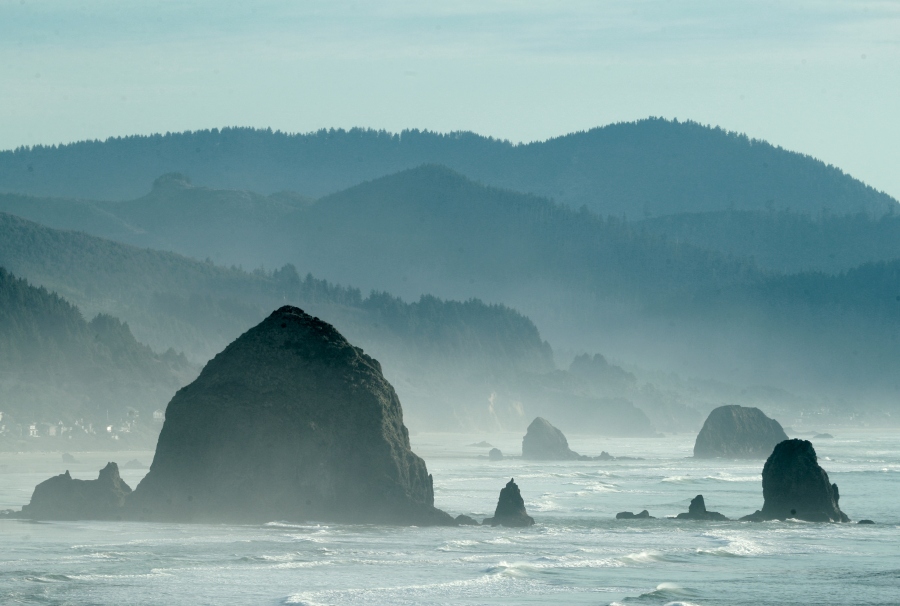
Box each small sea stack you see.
[616,510,654,520]
[741,439,849,522]
[488,448,504,461]
[20,463,131,521]
[483,478,535,527]
[522,417,581,460]
[676,495,729,521]
[693,405,788,459]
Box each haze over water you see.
[2,430,898,605]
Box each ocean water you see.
[1,430,898,605]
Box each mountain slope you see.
[0,213,665,434]
[0,267,195,437]
[2,119,894,217]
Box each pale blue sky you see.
[2,0,899,197]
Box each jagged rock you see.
[126,306,454,525]
[522,417,581,460]
[595,451,614,461]
[455,514,480,526]
[858,519,875,525]
[469,441,493,448]
[676,495,729,521]
[741,439,849,522]
[693,405,788,459]
[488,448,504,461]
[616,509,654,519]
[483,478,535,527]
[20,463,131,520]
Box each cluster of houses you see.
[0,408,165,441]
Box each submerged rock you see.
[488,448,504,461]
[21,463,131,521]
[126,306,453,526]
[61,453,78,464]
[522,417,581,460]
[676,495,729,521]
[693,405,788,459]
[616,510,654,519]
[483,478,535,527]
[858,519,875,525]
[122,459,147,470]
[469,441,493,448]
[741,439,849,522]
[814,433,834,439]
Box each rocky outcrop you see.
[455,514,480,526]
[741,439,849,522]
[676,495,729,521]
[122,306,454,525]
[483,478,535,527]
[693,405,788,459]
[20,463,131,520]
[616,510,654,519]
[488,448,504,461]
[522,417,581,460]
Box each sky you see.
[1,0,899,198]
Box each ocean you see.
[1,430,898,605]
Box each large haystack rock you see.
[20,463,131,520]
[693,405,788,458]
[483,478,535,527]
[742,439,849,522]
[128,306,453,525]
[522,417,581,460]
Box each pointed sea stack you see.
[694,405,788,459]
[21,463,132,521]
[128,306,453,525]
[483,478,535,527]
[676,495,729,521]
[742,439,849,522]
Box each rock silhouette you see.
[676,495,729,521]
[522,417,582,460]
[126,306,453,525]
[488,448,504,461]
[20,463,131,521]
[741,439,849,522]
[616,510,654,519]
[483,478,535,527]
[694,405,788,459]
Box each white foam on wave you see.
[616,550,668,565]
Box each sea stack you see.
[127,306,453,525]
[20,463,131,521]
[742,439,849,522]
[693,405,788,458]
[522,417,581,460]
[675,495,729,521]
[483,478,535,527]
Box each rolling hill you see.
[2,119,894,218]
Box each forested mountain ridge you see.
[0,213,666,434]
[2,118,894,217]
[0,267,195,442]
[638,209,900,274]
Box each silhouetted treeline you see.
[2,118,893,217]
